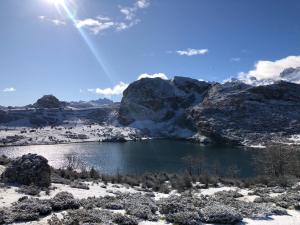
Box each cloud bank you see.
[88,72,168,96]
[75,18,115,34]
[138,73,168,80]
[76,0,150,35]
[239,55,300,85]
[88,82,129,96]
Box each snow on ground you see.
[199,186,237,195]
[0,123,141,146]
[41,182,138,200]
[1,181,300,225]
[242,210,300,225]
[288,134,300,144]
[0,165,5,175]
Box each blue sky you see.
[1,0,300,106]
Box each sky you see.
[0,0,300,106]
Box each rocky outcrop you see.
[119,77,211,137]
[34,95,65,109]
[189,81,300,145]
[1,154,51,187]
[119,77,300,145]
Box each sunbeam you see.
[47,0,114,83]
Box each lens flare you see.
[44,0,114,83]
[45,0,65,6]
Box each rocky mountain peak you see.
[34,95,65,109]
[279,67,300,84]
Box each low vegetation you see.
[0,145,299,225]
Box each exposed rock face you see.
[189,81,300,144]
[119,77,211,137]
[119,77,300,145]
[1,154,51,187]
[279,67,300,84]
[34,95,65,109]
[68,98,114,109]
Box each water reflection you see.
[0,140,255,177]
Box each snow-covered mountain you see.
[1,74,300,146]
[280,67,300,84]
[119,77,300,146]
[67,98,114,109]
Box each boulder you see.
[1,154,51,187]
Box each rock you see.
[34,95,65,109]
[199,204,243,224]
[1,154,51,187]
[188,81,300,144]
[119,77,211,138]
[51,192,80,211]
[102,136,127,143]
[119,76,300,144]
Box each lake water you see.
[0,140,256,177]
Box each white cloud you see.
[116,19,140,31]
[3,87,16,92]
[76,18,115,34]
[138,73,168,80]
[40,0,150,35]
[39,16,66,26]
[51,19,66,26]
[120,0,150,21]
[239,55,300,85]
[96,16,111,21]
[136,0,150,9]
[176,48,208,56]
[88,82,129,96]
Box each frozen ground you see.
[0,123,142,146]
[0,179,299,225]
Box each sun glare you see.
[45,0,65,6]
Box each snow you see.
[0,124,141,146]
[242,210,300,225]
[1,182,300,225]
[288,134,300,144]
[200,186,237,195]
[0,165,5,175]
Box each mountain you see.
[119,77,300,145]
[1,76,300,146]
[119,76,211,138]
[68,98,113,109]
[280,67,300,84]
[34,95,66,109]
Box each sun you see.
[45,0,66,6]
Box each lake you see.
[0,140,256,177]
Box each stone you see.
[1,154,51,187]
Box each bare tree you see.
[254,145,300,177]
[182,154,206,176]
[65,154,88,172]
